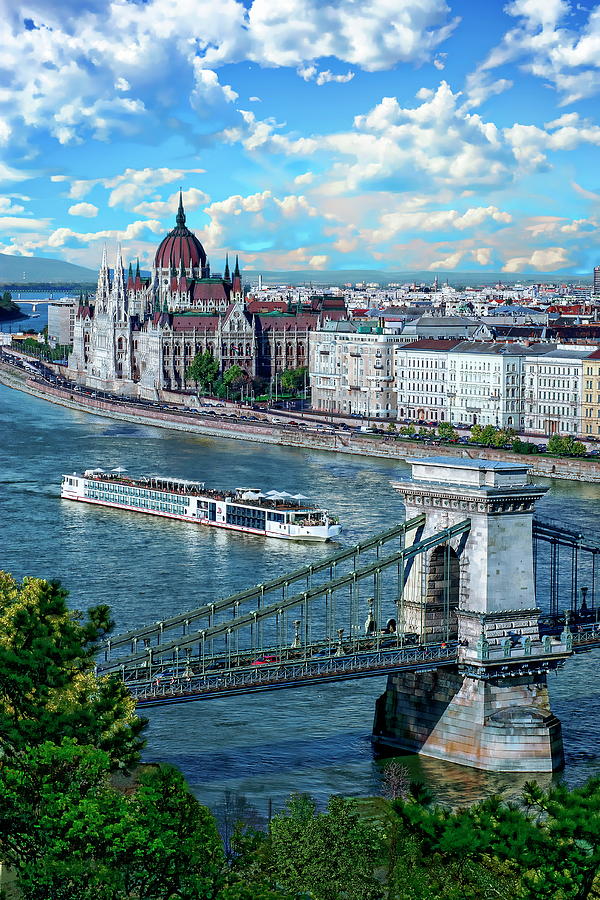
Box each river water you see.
[0,381,598,817]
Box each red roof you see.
[172,315,219,332]
[399,339,462,350]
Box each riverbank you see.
[1,357,598,482]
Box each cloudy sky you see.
[2,0,600,275]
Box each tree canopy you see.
[0,572,145,769]
[186,350,219,391]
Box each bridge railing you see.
[99,518,471,678]
[125,642,460,705]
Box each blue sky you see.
[2,0,600,275]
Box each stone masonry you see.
[373,457,571,773]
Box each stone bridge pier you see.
[373,457,571,773]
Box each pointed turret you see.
[111,244,127,320]
[96,244,111,310]
[232,254,242,300]
[176,189,186,228]
[127,262,134,290]
[224,253,230,282]
[134,257,142,291]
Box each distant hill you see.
[0,253,592,289]
[0,253,96,285]
[244,269,593,287]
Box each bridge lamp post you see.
[291,619,302,651]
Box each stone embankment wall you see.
[2,359,600,482]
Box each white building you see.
[47,297,77,348]
[446,343,532,429]
[395,340,457,423]
[523,346,592,436]
[309,322,397,418]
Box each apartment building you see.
[446,342,542,429]
[395,340,458,422]
[580,349,600,437]
[522,346,591,436]
[309,322,397,418]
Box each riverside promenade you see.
[1,354,599,483]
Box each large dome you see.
[154,193,206,271]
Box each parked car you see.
[251,654,278,666]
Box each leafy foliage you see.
[0,740,226,900]
[280,367,307,394]
[0,572,145,769]
[393,778,600,899]
[436,422,458,442]
[547,434,587,457]
[186,350,220,391]
[266,793,385,900]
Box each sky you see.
[2,0,600,276]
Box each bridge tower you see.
[373,457,571,773]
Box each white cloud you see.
[0,198,24,214]
[298,65,354,85]
[294,172,314,185]
[308,255,328,268]
[471,247,493,265]
[46,219,163,248]
[371,205,512,241]
[503,246,571,272]
[56,166,206,209]
[0,0,458,150]
[68,202,99,218]
[0,216,50,232]
[427,250,464,269]
[248,96,261,102]
[318,82,512,192]
[240,0,458,71]
[470,0,600,105]
[133,188,209,217]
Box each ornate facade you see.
[70,196,344,397]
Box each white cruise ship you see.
[61,470,342,542]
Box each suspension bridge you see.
[98,457,600,773]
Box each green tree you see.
[0,739,226,900]
[0,572,145,769]
[490,427,516,448]
[392,778,600,900]
[470,424,483,442]
[548,434,586,457]
[267,793,384,900]
[186,350,219,392]
[280,367,307,395]
[399,424,416,437]
[223,365,247,389]
[436,422,458,442]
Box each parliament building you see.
[69,194,346,397]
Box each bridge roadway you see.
[116,628,600,709]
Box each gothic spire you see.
[135,258,140,278]
[176,189,186,228]
[224,253,230,281]
[234,254,240,277]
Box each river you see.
[0,381,598,817]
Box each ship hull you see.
[61,491,339,542]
